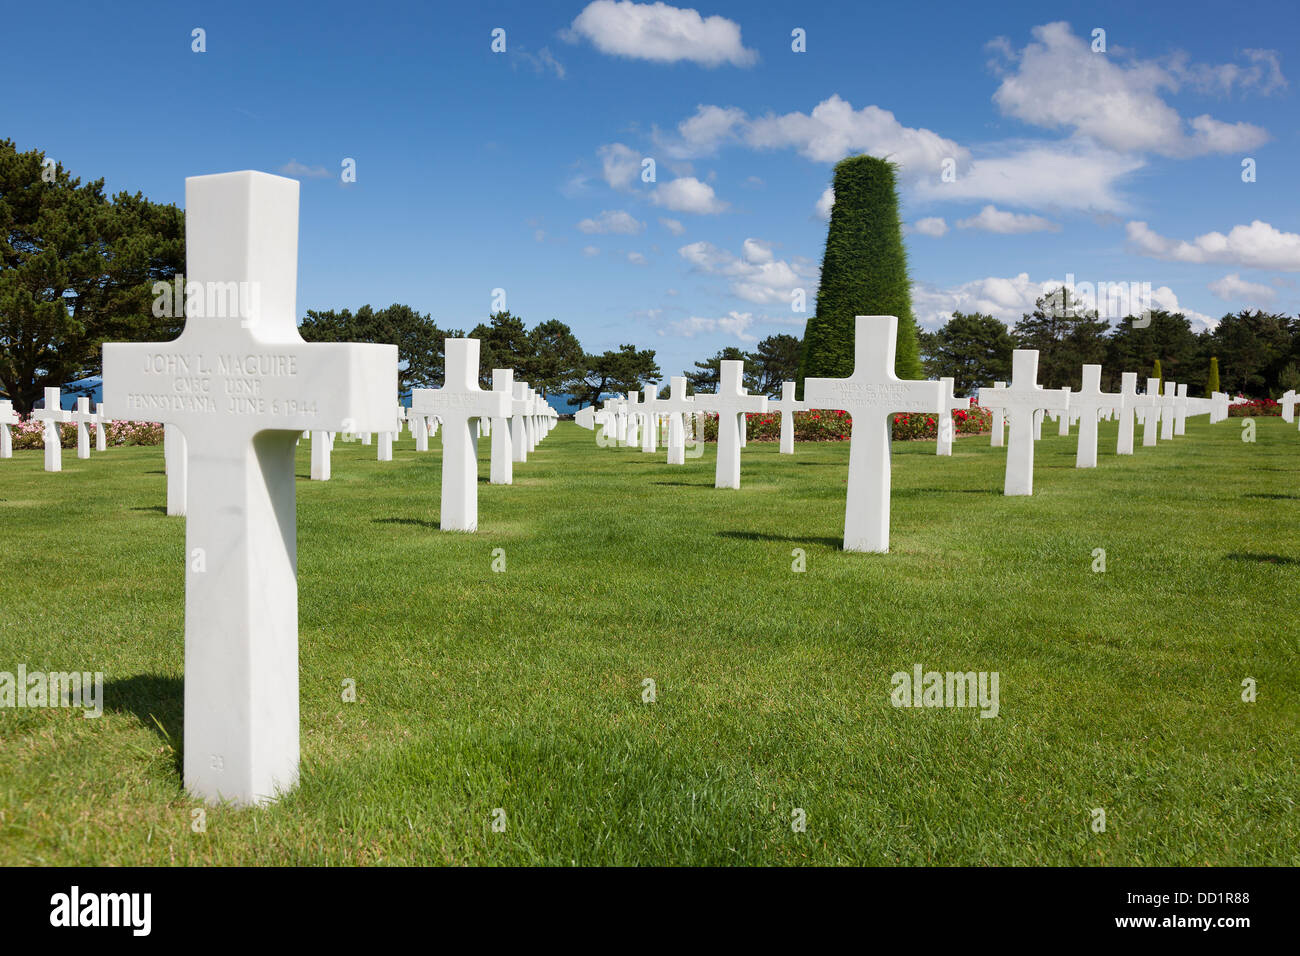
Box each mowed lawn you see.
[1,417,1297,866]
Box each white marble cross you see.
[1210,391,1229,424]
[511,382,531,463]
[33,387,70,472]
[1140,378,1162,446]
[70,397,97,459]
[0,400,18,458]
[988,381,1006,447]
[410,339,509,532]
[1280,389,1298,425]
[694,361,767,489]
[1071,365,1121,468]
[770,381,805,455]
[935,377,964,456]
[94,403,111,451]
[165,425,188,514]
[309,429,332,481]
[411,409,429,451]
[1174,383,1189,436]
[651,376,695,465]
[979,350,1069,496]
[101,170,396,806]
[804,315,942,551]
[1116,372,1144,455]
[1160,381,1177,440]
[490,368,515,484]
[378,429,393,461]
[623,390,641,447]
[639,384,659,453]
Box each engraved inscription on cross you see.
[101,171,397,806]
[803,316,943,552]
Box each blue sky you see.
[6,0,1298,385]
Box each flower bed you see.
[695,401,992,442]
[7,418,164,449]
[1227,398,1280,417]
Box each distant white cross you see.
[1280,389,1298,425]
[1071,365,1121,468]
[0,400,18,458]
[101,170,396,806]
[94,403,111,451]
[694,361,768,490]
[988,381,1006,447]
[639,384,659,453]
[935,377,964,456]
[511,382,532,463]
[804,316,942,551]
[32,387,70,472]
[490,368,515,484]
[1174,383,1189,436]
[70,397,97,459]
[651,376,695,465]
[410,339,509,532]
[1159,381,1177,440]
[1116,372,1144,455]
[309,429,332,481]
[979,349,1068,496]
[769,381,805,455]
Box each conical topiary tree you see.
[798,156,922,395]
[1207,356,1220,395]
[1153,358,1163,394]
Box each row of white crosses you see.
[3,389,113,469]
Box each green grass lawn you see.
[1,418,1297,865]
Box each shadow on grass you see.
[374,516,442,530]
[652,480,714,488]
[144,470,165,476]
[131,506,168,514]
[896,487,1000,496]
[718,530,843,548]
[104,673,184,775]
[1224,552,1299,566]
[1243,493,1300,501]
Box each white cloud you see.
[910,217,948,237]
[814,187,835,220]
[1166,47,1287,97]
[911,272,1219,331]
[513,46,566,78]
[534,229,546,242]
[279,160,331,179]
[627,251,648,265]
[955,205,1060,234]
[651,176,727,214]
[742,238,774,263]
[679,239,818,305]
[914,141,1144,214]
[577,209,646,235]
[582,245,601,257]
[658,216,686,235]
[1126,220,1300,271]
[567,1,757,67]
[598,143,642,190]
[989,22,1271,156]
[1208,272,1277,304]
[668,310,757,341]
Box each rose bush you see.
[1227,398,1280,417]
[695,400,992,442]
[7,418,164,449]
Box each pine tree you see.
[798,156,922,394]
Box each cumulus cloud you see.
[679,239,818,305]
[627,251,648,265]
[577,209,646,235]
[814,187,835,220]
[651,176,728,214]
[989,22,1271,156]
[659,216,686,235]
[598,143,642,190]
[1126,220,1300,271]
[582,245,601,257]
[911,272,1218,331]
[955,205,1060,234]
[567,1,757,67]
[279,160,331,179]
[913,141,1144,214]
[1208,272,1277,304]
[668,310,757,341]
[909,217,949,237]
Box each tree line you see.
[919,289,1300,398]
